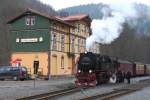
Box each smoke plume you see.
[86,1,150,51]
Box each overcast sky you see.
[38,0,150,11]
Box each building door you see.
[69,57,75,74]
[33,61,39,74]
[52,56,57,75]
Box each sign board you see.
[21,38,38,43]
[16,37,43,43]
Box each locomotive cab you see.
[96,55,117,84]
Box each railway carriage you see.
[145,64,150,75]
[135,63,146,76]
[117,60,134,76]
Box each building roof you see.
[7,8,74,27]
[55,14,91,22]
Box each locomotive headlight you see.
[78,70,81,73]
[89,70,92,73]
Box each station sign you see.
[16,37,43,43]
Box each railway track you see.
[17,79,150,100]
[79,81,150,100]
[16,87,83,100]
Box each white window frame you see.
[25,16,35,26]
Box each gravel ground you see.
[0,78,75,100]
[116,85,150,100]
[55,83,125,100]
[52,76,150,100]
[0,76,150,100]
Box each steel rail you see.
[79,82,150,100]
[16,87,79,100]
[35,88,81,100]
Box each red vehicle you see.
[75,52,150,87]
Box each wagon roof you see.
[117,59,132,64]
[134,62,145,65]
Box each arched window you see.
[61,56,64,69]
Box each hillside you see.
[60,3,150,35]
[59,3,106,19]
[60,3,150,63]
[0,0,56,65]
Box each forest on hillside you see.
[0,0,56,65]
[60,3,150,64]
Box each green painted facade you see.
[11,30,50,52]
[10,13,50,30]
[9,12,52,52]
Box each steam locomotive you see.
[75,52,150,87]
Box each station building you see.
[8,8,100,77]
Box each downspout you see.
[69,27,71,53]
[47,24,52,80]
[48,48,51,80]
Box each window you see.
[61,34,65,51]
[78,24,80,32]
[84,25,86,33]
[76,23,80,33]
[25,16,35,26]
[61,25,65,31]
[53,23,57,29]
[71,36,75,52]
[56,25,60,30]
[61,56,64,69]
[52,32,57,50]
[83,39,86,47]
[78,38,80,53]
[86,27,89,33]
[72,29,75,33]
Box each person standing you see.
[122,72,126,83]
[126,71,131,84]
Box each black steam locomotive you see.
[75,52,150,87]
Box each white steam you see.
[86,1,149,51]
[86,12,125,50]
